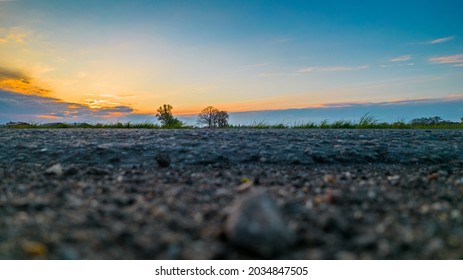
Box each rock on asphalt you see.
[225,189,294,257]
[0,128,462,259]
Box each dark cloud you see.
[93,105,134,116]
[0,66,51,95]
[0,90,137,123]
[0,67,28,81]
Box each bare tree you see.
[197,106,229,128]
[215,110,229,128]
[198,106,218,128]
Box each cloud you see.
[431,36,455,44]
[380,63,414,68]
[389,55,411,62]
[245,63,270,68]
[258,73,300,77]
[0,66,51,95]
[297,65,369,73]
[0,67,27,81]
[0,67,140,123]
[311,96,463,108]
[429,54,463,65]
[92,105,134,116]
[0,27,28,44]
[0,89,136,123]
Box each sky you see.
[1,0,463,124]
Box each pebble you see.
[22,241,48,257]
[45,163,63,176]
[323,174,336,184]
[225,190,294,257]
[155,153,171,168]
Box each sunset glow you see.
[1,0,462,124]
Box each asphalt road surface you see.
[0,128,462,259]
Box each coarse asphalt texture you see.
[0,128,462,259]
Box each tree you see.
[215,110,229,128]
[156,104,183,128]
[197,106,229,128]
[410,116,444,125]
[197,106,218,128]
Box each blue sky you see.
[0,0,462,124]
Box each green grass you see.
[3,114,463,129]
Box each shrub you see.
[156,104,184,128]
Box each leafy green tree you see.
[156,104,183,128]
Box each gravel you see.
[0,128,462,259]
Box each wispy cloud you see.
[297,65,369,73]
[429,54,463,65]
[245,63,270,68]
[258,73,300,77]
[431,36,455,44]
[310,95,463,108]
[389,55,411,62]
[380,63,415,68]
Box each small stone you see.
[225,190,294,257]
[387,175,400,185]
[325,189,343,204]
[22,241,48,257]
[323,174,336,184]
[237,181,253,193]
[313,195,324,206]
[427,173,439,182]
[352,234,377,249]
[155,153,171,168]
[64,166,79,176]
[340,172,352,180]
[336,251,356,260]
[45,163,63,176]
[318,210,349,232]
[450,209,461,219]
[425,238,444,254]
